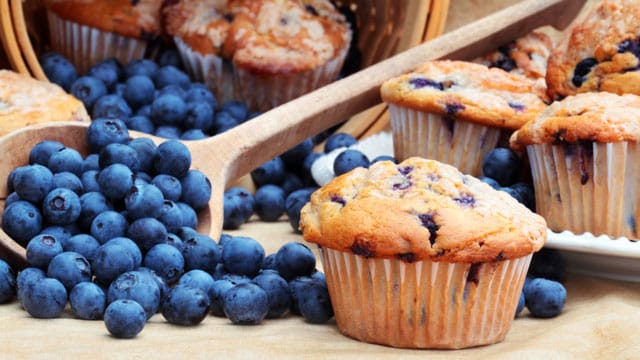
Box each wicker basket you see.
[0,0,450,140]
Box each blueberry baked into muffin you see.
[511,91,640,239]
[381,60,547,177]
[546,0,640,100]
[300,157,547,349]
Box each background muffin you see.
[510,91,640,239]
[44,0,165,73]
[300,157,547,349]
[545,0,640,100]
[381,60,547,177]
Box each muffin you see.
[164,0,352,111]
[299,157,547,349]
[0,70,90,137]
[545,0,640,100]
[381,60,547,177]
[44,0,165,73]
[511,91,640,239]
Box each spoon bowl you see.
[0,0,586,268]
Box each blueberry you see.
[158,48,184,69]
[136,267,170,306]
[481,148,521,186]
[128,138,158,174]
[223,187,255,230]
[71,76,108,111]
[99,143,141,172]
[53,172,83,194]
[370,155,397,164]
[295,277,333,323]
[251,157,286,187]
[275,242,316,281]
[261,254,277,271]
[165,233,185,252]
[4,192,20,208]
[212,111,239,134]
[87,118,130,153]
[176,226,198,242]
[178,269,216,302]
[285,188,315,233]
[184,102,214,131]
[39,225,73,247]
[143,244,185,284]
[98,163,134,201]
[181,129,208,140]
[47,251,92,290]
[0,259,16,303]
[153,140,191,178]
[515,291,525,317]
[162,285,211,326]
[156,84,186,100]
[302,152,323,184]
[177,202,198,229]
[39,52,77,91]
[324,132,357,153]
[151,94,187,127]
[280,172,304,197]
[124,183,164,220]
[181,234,220,274]
[529,248,567,282]
[180,170,211,210]
[288,276,313,315]
[92,94,132,120]
[154,126,183,139]
[108,270,161,319]
[90,210,128,244]
[64,233,101,260]
[184,86,217,110]
[254,185,286,222]
[572,57,598,88]
[127,217,168,252]
[209,279,235,317]
[223,283,269,325]
[333,149,369,176]
[42,188,82,225]
[82,154,100,172]
[125,59,159,79]
[126,115,156,134]
[479,176,501,189]
[281,138,313,167]
[524,278,567,318]
[104,299,147,338]
[21,277,68,318]
[510,182,535,211]
[2,201,43,246]
[16,267,46,303]
[28,140,65,166]
[48,147,84,176]
[69,282,106,320]
[157,200,183,233]
[123,75,156,110]
[221,236,265,277]
[87,58,123,90]
[12,164,54,203]
[220,100,249,122]
[79,192,113,230]
[153,65,191,89]
[107,237,142,269]
[91,242,137,285]
[252,270,290,318]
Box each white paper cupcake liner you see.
[47,11,148,74]
[173,37,236,104]
[527,142,640,239]
[319,247,531,349]
[389,105,502,177]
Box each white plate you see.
[545,230,640,283]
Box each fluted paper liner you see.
[319,247,531,349]
[47,11,148,74]
[527,142,640,239]
[389,105,502,177]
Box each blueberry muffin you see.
[381,60,547,177]
[164,0,351,110]
[44,0,165,73]
[545,0,640,100]
[300,157,547,349]
[511,91,640,239]
[0,70,90,137]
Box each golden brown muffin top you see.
[510,92,640,151]
[300,157,547,263]
[546,0,640,100]
[45,0,164,38]
[380,60,548,130]
[0,70,89,137]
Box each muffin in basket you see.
[299,157,547,349]
[510,91,640,240]
[0,70,89,137]
[43,0,165,73]
[381,60,547,177]
[545,0,640,100]
[164,0,352,111]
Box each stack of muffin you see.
[299,0,640,350]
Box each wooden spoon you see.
[0,0,586,268]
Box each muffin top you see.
[164,0,352,74]
[300,157,547,263]
[474,30,554,82]
[0,70,89,137]
[44,0,165,38]
[545,0,640,100]
[510,92,640,150]
[380,60,548,130]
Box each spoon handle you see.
[203,0,585,182]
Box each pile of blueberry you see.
[479,147,535,211]
[40,51,257,141]
[1,119,333,338]
[517,248,568,318]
